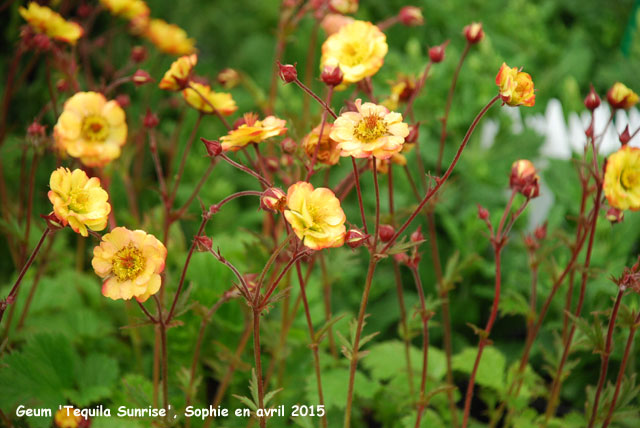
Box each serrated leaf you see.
[452,346,506,392]
[362,340,446,382]
[67,353,119,407]
[263,388,283,406]
[305,368,376,410]
[233,394,258,412]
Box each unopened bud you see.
[463,22,484,44]
[56,79,70,93]
[264,156,279,173]
[77,3,92,18]
[345,228,368,249]
[277,61,298,84]
[394,252,410,265]
[477,204,489,220]
[378,224,395,242]
[281,137,297,154]
[194,235,213,252]
[428,42,447,63]
[584,84,601,111]
[132,69,153,86]
[619,125,631,146]
[27,121,46,138]
[115,94,130,108]
[534,223,547,241]
[321,65,344,87]
[217,68,241,89]
[606,207,624,224]
[280,154,294,167]
[143,109,159,128]
[201,138,222,157]
[131,46,147,63]
[398,6,424,26]
[406,124,419,143]
[329,0,358,14]
[510,159,540,199]
[410,226,424,243]
[260,188,287,212]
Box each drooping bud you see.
[345,228,368,249]
[378,224,395,242]
[410,225,424,243]
[277,61,298,84]
[619,125,631,146]
[510,159,540,199]
[260,187,287,212]
[201,137,222,157]
[131,45,147,63]
[194,235,213,252]
[463,22,484,44]
[115,94,130,109]
[143,109,159,128]
[132,69,153,86]
[27,121,46,138]
[477,204,489,220]
[584,84,601,111]
[398,6,424,26]
[606,207,624,224]
[321,65,344,87]
[217,68,241,89]
[281,137,297,154]
[428,41,448,63]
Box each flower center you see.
[339,42,366,67]
[621,167,639,190]
[68,189,91,213]
[112,245,146,282]
[354,114,387,143]
[82,115,110,142]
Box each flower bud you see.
[524,235,538,251]
[428,41,448,63]
[143,109,159,128]
[584,84,601,111]
[32,33,52,51]
[264,156,280,173]
[321,65,344,87]
[115,94,130,109]
[77,3,92,18]
[406,124,419,144]
[607,82,639,110]
[329,0,358,14]
[619,125,631,146]
[410,226,424,243]
[27,121,46,138]
[131,45,147,63]
[534,223,547,241]
[201,138,222,157]
[606,207,624,224]
[132,69,153,86]
[260,187,287,212]
[378,224,395,242]
[277,61,298,84]
[345,228,368,249]
[477,204,489,220]
[56,79,70,93]
[280,154,294,167]
[281,137,297,154]
[510,159,540,199]
[463,22,484,44]
[194,235,213,252]
[393,252,410,265]
[217,68,241,89]
[398,6,424,26]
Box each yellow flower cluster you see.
[303,123,341,166]
[92,227,167,302]
[221,113,287,152]
[604,146,640,211]
[284,182,346,250]
[54,92,128,167]
[19,2,83,45]
[159,54,197,90]
[100,0,149,21]
[145,18,196,56]
[496,63,535,107]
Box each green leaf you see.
[452,346,506,392]
[67,353,119,407]
[305,368,376,410]
[362,340,446,382]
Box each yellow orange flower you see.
[54,408,82,428]
[321,13,355,36]
[496,63,535,107]
[92,227,167,302]
[607,82,639,110]
[284,182,346,250]
[330,99,409,159]
[371,153,407,174]
[159,54,197,91]
[182,82,237,116]
[19,2,83,45]
[99,0,149,21]
[145,18,195,56]
[303,123,340,166]
[54,92,128,167]
[320,20,388,84]
[381,75,416,111]
[604,146,640,211]
[220,113,287,151]
[48,168,111,237]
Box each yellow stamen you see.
[112,245,146,281]
[82,115,110,142]
[621,167,639,190]
[354,114,387,143]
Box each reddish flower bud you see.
[378,224,395,242]
[56,79,70,93]
[321,65,344,87]
[77,3,92,18]
[27,121,46,138]
[524,235,538,251]
[132,69,153,86]
[201,138,222,157]
[606,207,624,224]
[410,226,424,243]
[264,156,280,173]
[406,124,419,144]
[398,6,424,26]
[329,0,358,14]
[194,235,213,252]
[143,109,159,128]
[534,223,547,241]
[277,61,298,84]
[40,212,65,231]
[345,228,368,249]
[619,125,631,146]
[131,46,147,63]
[115,94,130,109]
[585,121,594,139]
[584,84,601,111]
[477,204,489,220]
[463,22,484,44]
[281,137,297,154]
[510,159,540,199]
[393,252,410,265]
[260,187,287,212]
[217,68,241,89]
[280,154,294,167]
[32,33,52,51]
[428,41,448,63]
